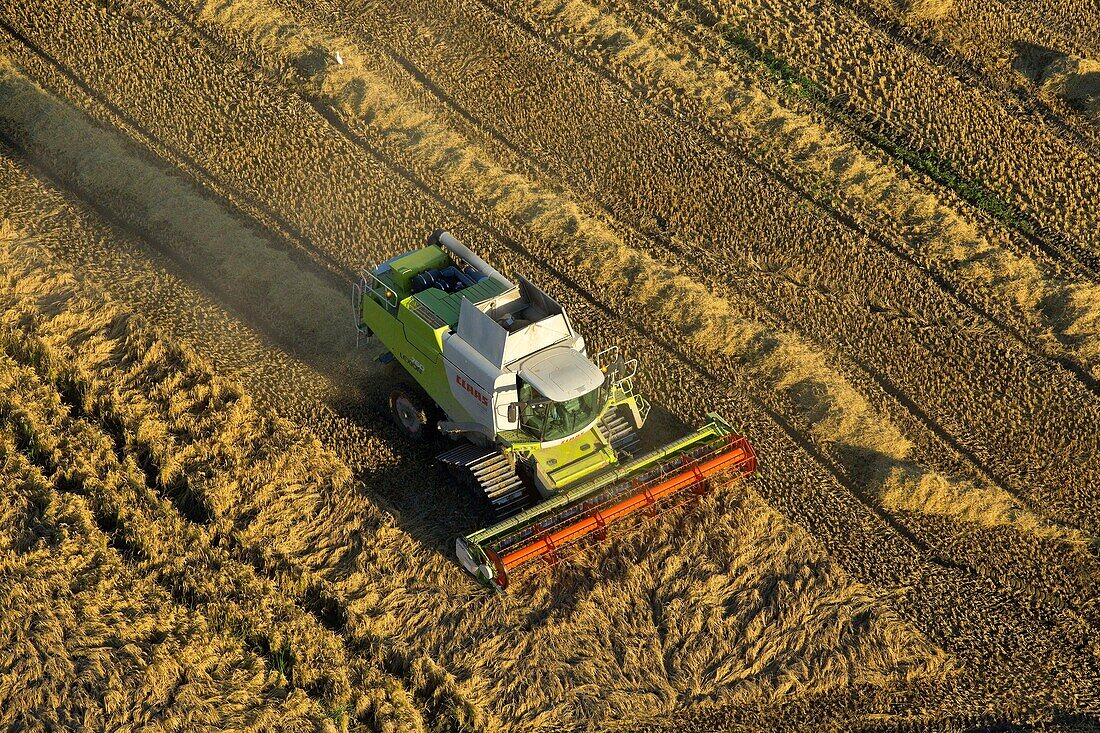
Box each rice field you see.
[0,0,1098,729]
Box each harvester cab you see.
[354,230,756,589]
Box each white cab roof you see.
[517,346,606,402]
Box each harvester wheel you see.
[388,384,432,441]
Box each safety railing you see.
[353,269,400,347]
[596,345,639,395]
[352,278,369,347]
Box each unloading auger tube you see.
[457,414,757,590]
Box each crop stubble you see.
[0,0,1098,728]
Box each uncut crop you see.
[0,228,950,729]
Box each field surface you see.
[0,0,1098,730]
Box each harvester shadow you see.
[0,67,693,577]
[327,387,496,551]
[1012,41,1067,84]
[326,392,699,571]
[0,54,753,588]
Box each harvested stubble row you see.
[228,0,1100,546]
[4,0,1095,606]
[160,0,1098,545]
[672,0,1100,245]
[861,0,1100,102]
[486,0,1100,375]
[0,0,1097,726]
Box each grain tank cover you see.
[456,286,576,369]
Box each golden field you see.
[0,0,1098,729]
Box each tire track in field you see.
[455,0,1100,373]
[124,4,1100,635]
[629,0,1100,283]
[0,64,493,732]
[0,30,355,379]
[827,0,1100,156]
[0,17,349,283]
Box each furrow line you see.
[625,0,1100,283]
[829,0,1100,154]
[393,0,1100,388]
[0,16,350,282]
[120,0,1100,616]
[265,0,1100,537]
[290,93,1100,638]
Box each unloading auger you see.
[353,230,757,589]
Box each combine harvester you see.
[354,231,756,589]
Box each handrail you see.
[596,345,640,399]
[352,279,369,347]
[359,268,400,309]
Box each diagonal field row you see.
[828,0,1100,147]
[6,0,1100,638]
[464,0,1100,374]
[195,0,1100,565]
[0,0,1098,728]
[859,0,1100,88]
[113,0,1100,612]
[672,0,1100,248]
[621,0,1100,269]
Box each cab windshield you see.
[519,381,607,442]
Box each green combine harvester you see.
[354,230,756,589]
